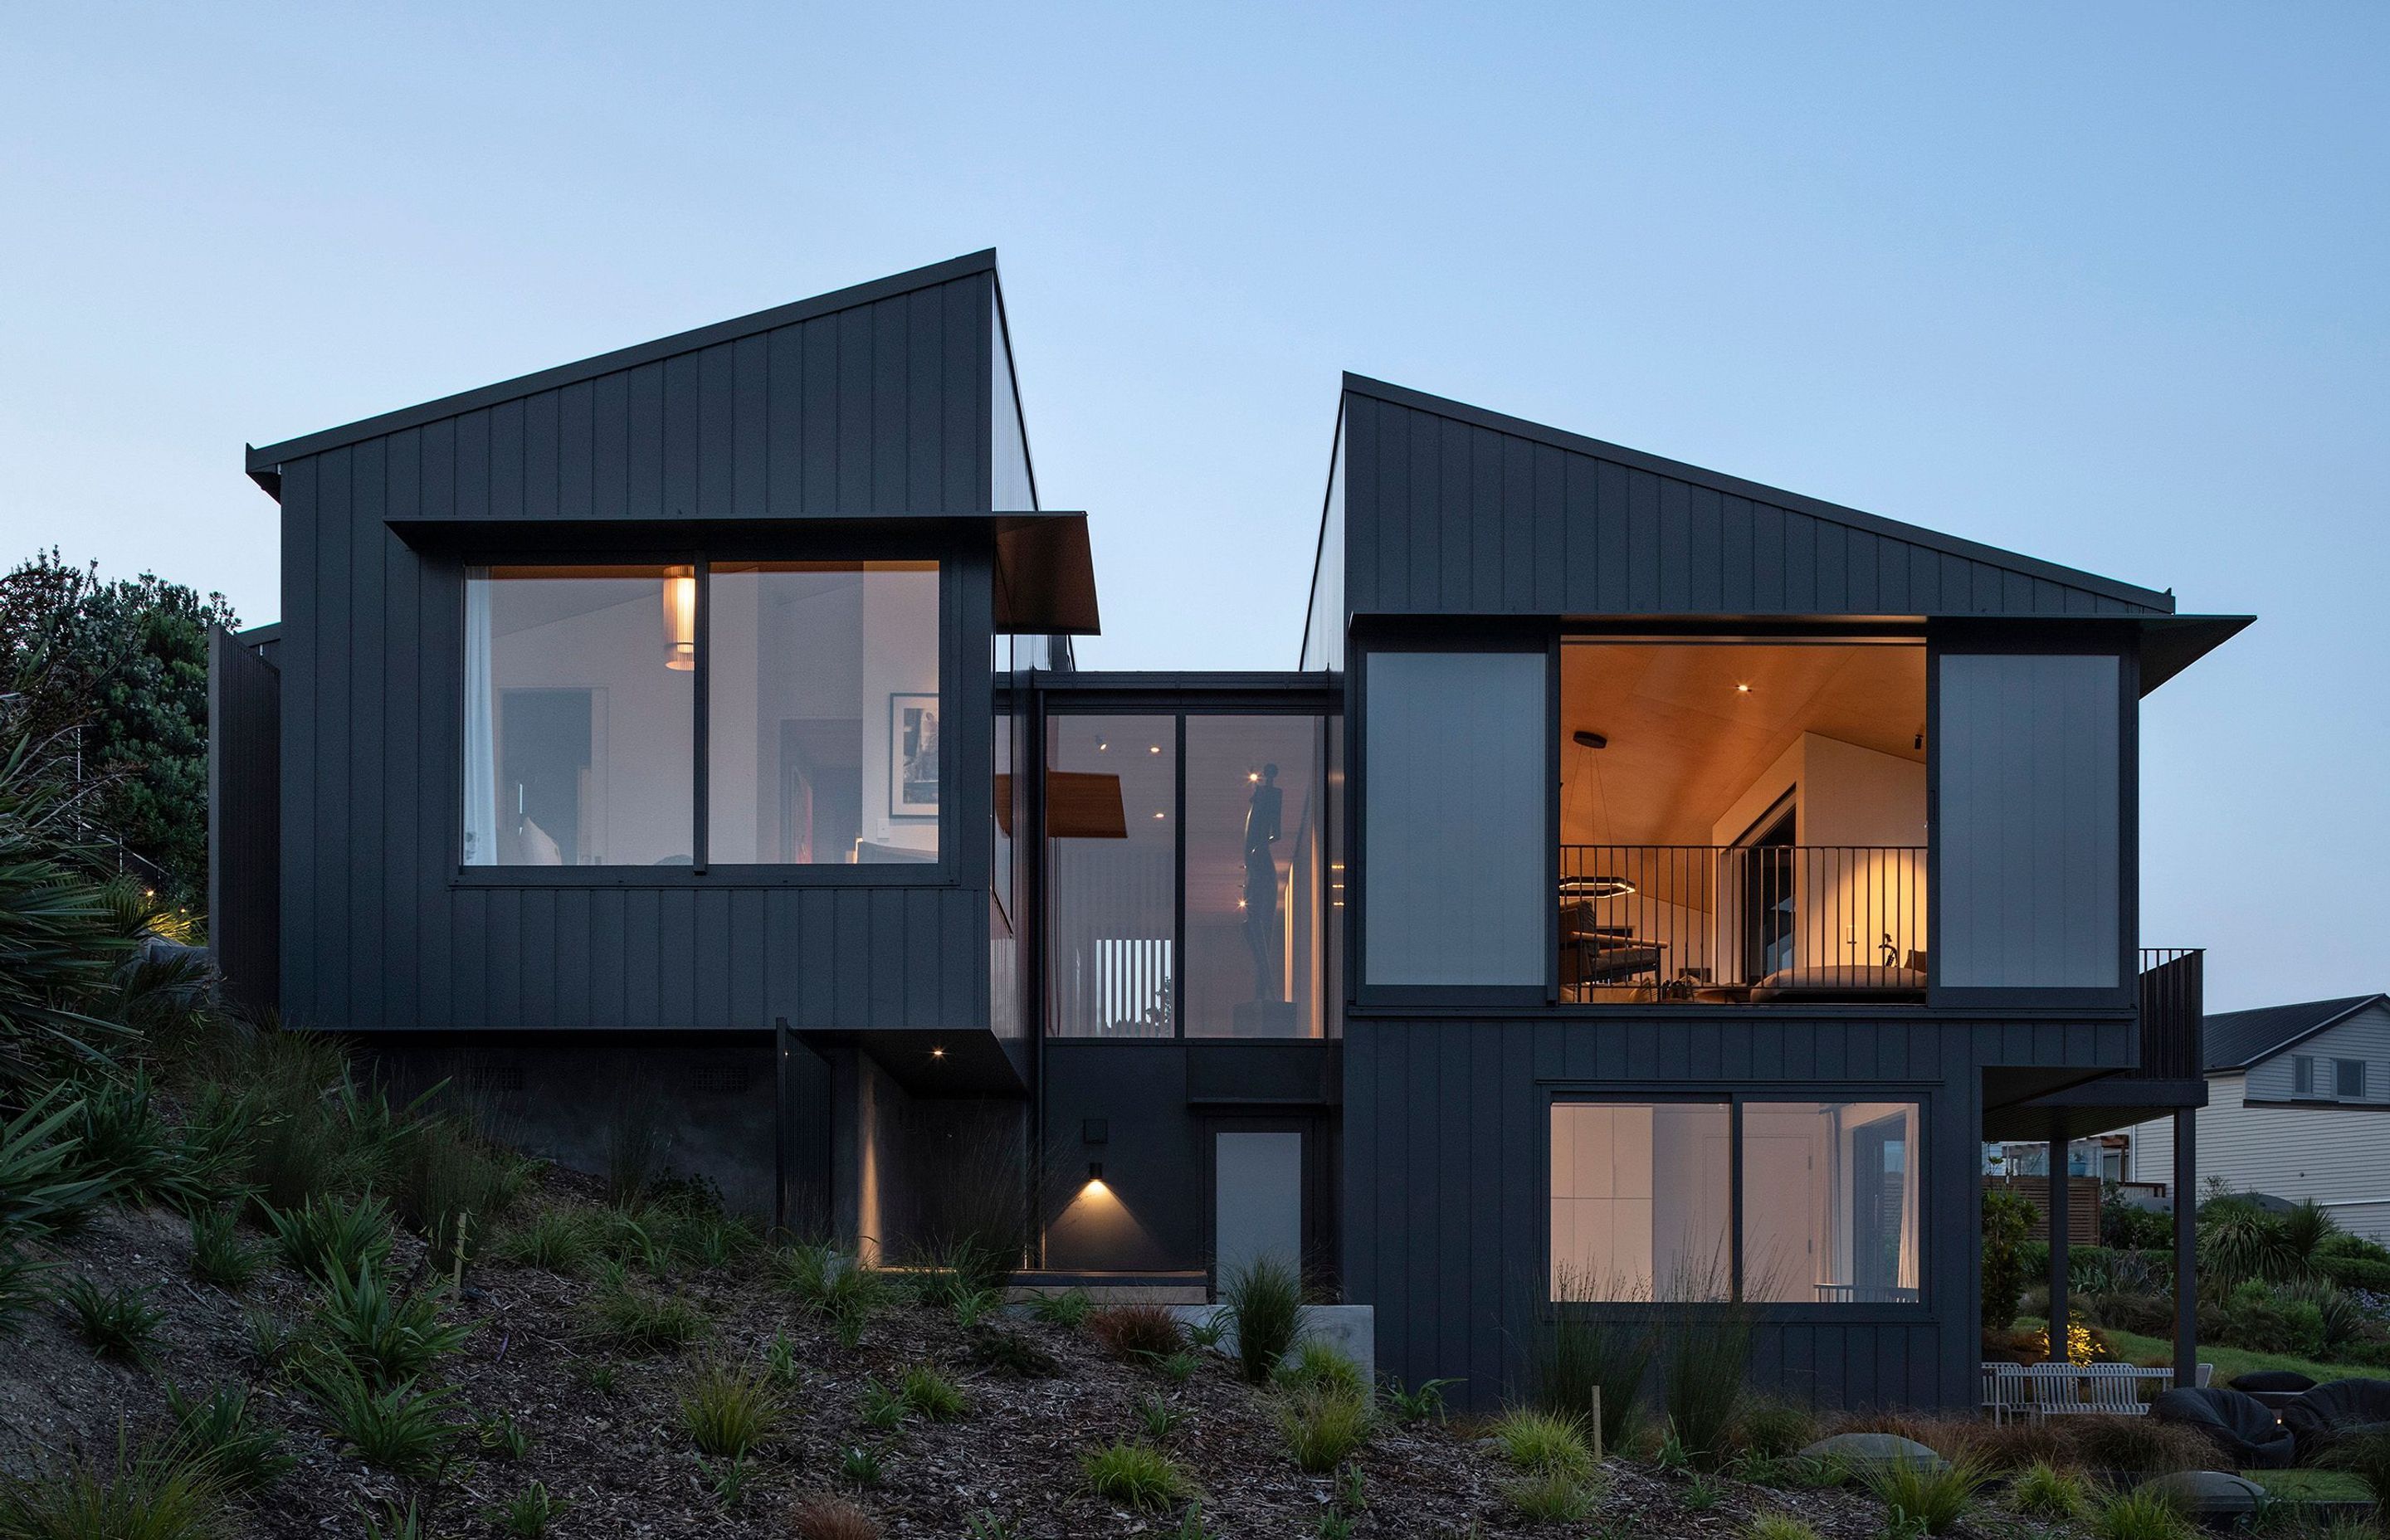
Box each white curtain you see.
[461,571,498,865]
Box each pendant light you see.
[662,567,697,671]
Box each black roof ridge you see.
[246,250,1000,475]
[2204,992,2390,1072]
[1339,372,2176,615]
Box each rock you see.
[1798,1432,1946,1471]
[2140,1470,2266,1516]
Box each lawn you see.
[2244,1469,2373,1501]
[2014,1315,2382,1388]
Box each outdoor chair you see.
[2149,1386,2296,1469]
[2280,1378,2390,1464]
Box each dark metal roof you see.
[1339,373,2181,616]
[2205,994,2390,1072]
[246,250,1001,484]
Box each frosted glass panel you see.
[1363,651,1548,987]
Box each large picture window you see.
[1549,1096,1924,1305]
[461,560,939,869]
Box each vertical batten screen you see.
[1362,651,1549,988]
[1936,653,2121,990]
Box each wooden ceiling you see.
[1559,642,1926,847]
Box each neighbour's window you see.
[2336,1060,2368,1100]
[2295,1055,2318,1097]
[462,566,695,867]
[1549,1102,1731,1302]
[1742,1101,1922,1304]
[461,560,939,869]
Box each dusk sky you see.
[2,5,2382,1010]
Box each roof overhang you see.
[382,510,1099,636]
[2136,615,2255,694]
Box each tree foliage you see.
[0,549,235,906]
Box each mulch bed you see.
[2,1185,2019,1538]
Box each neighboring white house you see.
[2122,993,2390,1241]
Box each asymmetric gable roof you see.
[2204,994,2390,1073]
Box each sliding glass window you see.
[1742,1101,1920,1304]
[1185,716,1328,1038]
[1549,1102,1730,1303]
[462,566,695,867]
[1549,1096,1924,1305]
[461,559,939,870]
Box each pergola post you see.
[2174,1106,2199,1386]
[2046,1118,2071,1362]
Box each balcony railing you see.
[2134,948,2204,1082]
[1560,844,1927,1004]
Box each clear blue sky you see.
[2,5,2382,1011]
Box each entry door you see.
[1214,1129,1305,1285]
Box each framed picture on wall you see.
[889,693,939,817]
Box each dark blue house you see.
[212,251,2247,1411]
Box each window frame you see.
[2295,1055,2318,1097]
[2336,1058,2368,1101]
[1543,1085,1933,1321]
[1037,696,1340,1042]
[451,538,960,888]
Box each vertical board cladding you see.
[1340,1015,2130,1414]
[207,628,281,1013]
[1334,385,2174,622]
[269,267,1002,1036]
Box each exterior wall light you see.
[662,568,697,670]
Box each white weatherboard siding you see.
[2125,1070,2390,1244]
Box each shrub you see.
[476,1413,531,1461]
[1982,1188,2038,1332]
[1531,1273,1649,1455]
[2325,1427,2390,1513]
[490,1481,567,1539]
[66,1071,230,1211]
[310,1260,476,1388]
[581,1278,707,1353]
[1488,1407,1595,1481]
[1500,1469,1597,1523]
[0,1092,115,1239]
[2092,1484,2189,1540]
[59,1274,163,1362]
[264,1192,393,1283]
[1028,1287,1092,1328]
[303,1359,458,1476]
[358,1497,427,1540]
[1276,1340,1366,1400]
[2007,1460,2088,1520]
[764,1328,801,1388]
[1860,1455,1988,1535]
[1383,1376,1456,1424]
[679,1360,780,1460]
[857,1377,907,1430]
[969,1327,1059,1379]
[838,1445,883,1488]
[2067,1414,2211,1475]
[1655,1269,1751,1466]
[1136,1393,1187,1440]
[1152,1349,1197,1385]
[166,1382,295,1493]
[1089,1304,1184,1360]
[1746,1514,1821,1540]
[1079,1440,1191,1511]
[1221,1256,1303,1383]
[0,1431,225,1540]
[0,1247,49,1337]
[792,1496,882,1540]
[493,1207,595,1273]
[1279,1386,1372,1473]
[1733,1396,1819,1459]
[186,1208,264,1291]
[899,1363,968,1421]
[388,1114,529,1268]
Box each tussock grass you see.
[678,1361,781,1460]
[1278,1386,1373,1473]
[1489,1407,1596,1482]
[1079,1440,1192,1511]
[1221,1257,1303,1384]
[1860,1455,1989,1535]
[2007,1460,2089,1520]
[1088,1304,1183,1360]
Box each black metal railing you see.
[1559,844,1928,1004]
[2135,948,2204,1081]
